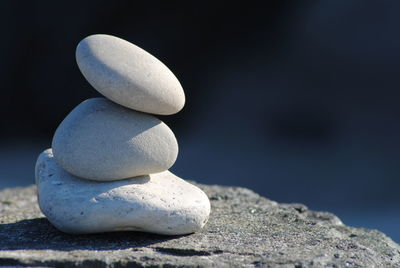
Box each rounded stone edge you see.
[51,98,179,181]
[35,150,211,236]
[75,34,186,115]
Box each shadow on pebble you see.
[0,218,182,251]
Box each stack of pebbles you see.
[35,34,210,235]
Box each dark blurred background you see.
[0,1,399,241]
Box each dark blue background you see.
[0,1,399,242]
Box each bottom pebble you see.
[35,149,211,235]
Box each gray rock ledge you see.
[0,184,399,268]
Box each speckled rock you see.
[76,34,185,115]
[0,184,399,267]
[52,98,178,181]
[35,149,210,235]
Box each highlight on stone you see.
[35,34,210,235]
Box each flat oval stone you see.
[52,98,178,181]
[76,34,185,115]
[35,149,210,235]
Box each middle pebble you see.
[52,98,178,181]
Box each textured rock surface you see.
[36,149,210,235]
[0,184,399,268]
[52,98,178,180]
[76,34,185,115]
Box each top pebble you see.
[76,34,185,115]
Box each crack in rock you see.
[153,247,223,257]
